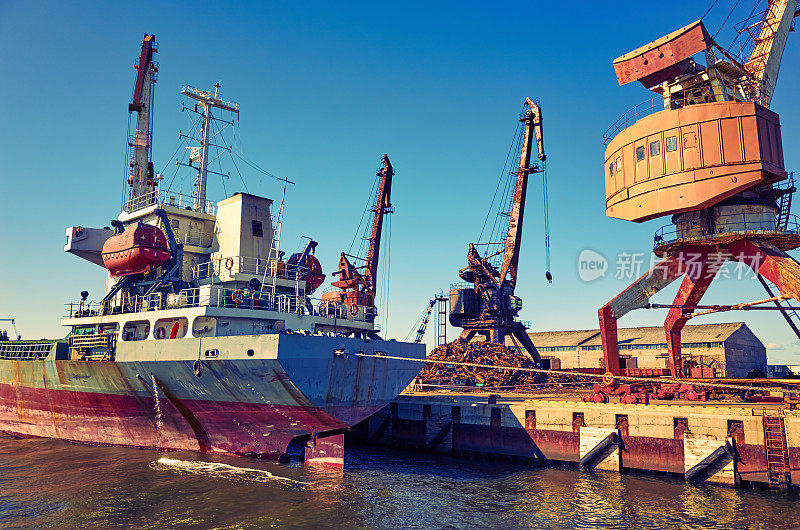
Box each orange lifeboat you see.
[102,222,170,277]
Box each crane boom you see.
[365,155,393,292]
[328,155,395,316]
[413,294,448,343]
[744,0,797,106]
[415,299,437,343]
[127,34,158,207]
[0,319,18,341]
[498,98,545,289]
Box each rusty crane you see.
[599,1,800,378]
[323,155,394,324]
[449,98,547,365]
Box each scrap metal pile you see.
[416,341,538,389]
[414,340,594,390]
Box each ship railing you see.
[65,301,102,318]
[123,189,217,216]
[0,342,54,360]
[65,289,377,324]
[603,79,770,146]
[192,256,303,282]
[653,213,800,250]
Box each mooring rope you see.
[354,352,800,395]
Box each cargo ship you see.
[0,35,424,466]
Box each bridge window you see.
[649,140,660,157]
[666,136,678,152]
[608,162,614,176]
[636,146,646,161]
[252,220,263,238]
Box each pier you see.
[353,391,798,492]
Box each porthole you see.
[247,349,255,357]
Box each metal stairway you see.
[777,187,793,230]
[763,412,792,491]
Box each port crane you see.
[326,155,394,320]
[411,295,448,344]
[599,1,800,378]
[449,98,546,364]
[0,319,18,341]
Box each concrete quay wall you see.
[350,393,800,491]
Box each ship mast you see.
[127,34,158,207]
[179,83,239,213]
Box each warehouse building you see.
[529,322,766,378]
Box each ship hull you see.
[0,334,424,460]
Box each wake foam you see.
[151,457,309,486]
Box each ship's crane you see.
[127,34,158,207]
[449,98,546,364]
[325,155,394,320]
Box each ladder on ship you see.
[762,410,792,492]
[259,178,292,309]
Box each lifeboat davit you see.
[287,253,325,293]
[102,222,170,277]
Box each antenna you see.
[178,84,240,213]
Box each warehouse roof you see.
[528,322,747,348]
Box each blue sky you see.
[1,1,799,363]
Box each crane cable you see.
[478,116,523,247]
[714,0,743,41]
[404,302,429,342]
[701,0,720,20]
[541,160,552,283]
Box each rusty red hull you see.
[0,334,425,458]
[0,382,346,458]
